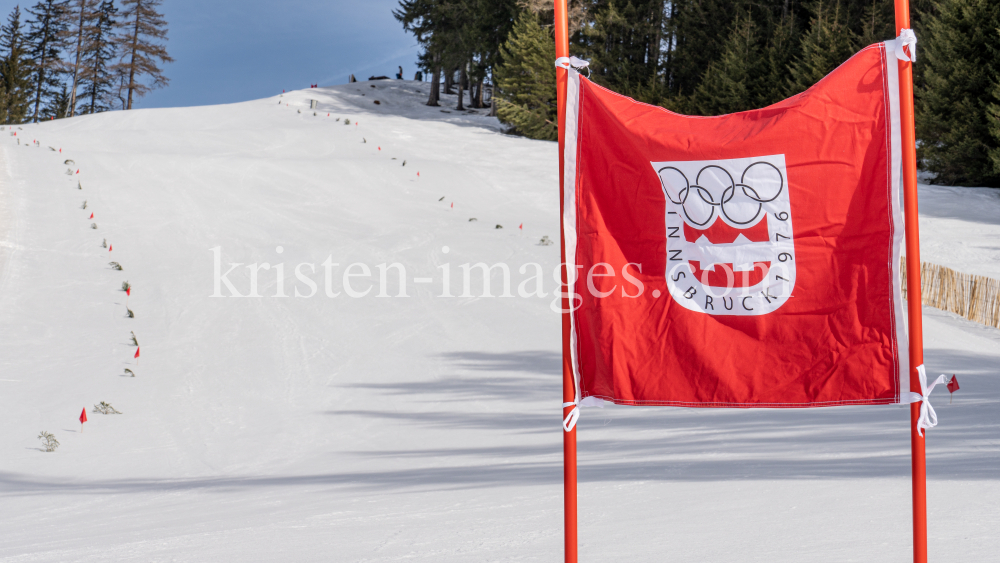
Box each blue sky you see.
[0,0,422,108]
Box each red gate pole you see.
[892,2,927,562]
[553,1,577,562]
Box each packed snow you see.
[0,80,996,562]
[917,182,1000,279]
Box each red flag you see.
[417,171,420,177]
[450,202,453,208]
[134,346,140,359]
[519,223,523,230]
[564,41,908,407]
[76,169,80,174]
[79,408,87,424]
[109,244,112,251]
[89,213,93,219]
[126,287,131,296]
[378,146,381,151]
[947,375,960,394]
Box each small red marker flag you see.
[948,374,959,404]
[450,202,453,208]
[109,244,112,251]
[126,287,131,296]
[417,171,420,177]
[519,223,523,230]
[80,408,87,424]
[76,169,80,174]
[378,146,381,151]
[89,213,93,219]
[134,346,140,359]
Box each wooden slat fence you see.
[901,259,1000,329]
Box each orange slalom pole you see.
[893,2,927,562]
[554,1,577,562]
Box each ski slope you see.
[0,81,997,562]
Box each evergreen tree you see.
[919,0,1000,186]
[785,0,857,96]
[393,0,471,106]
[431,0,479,111]
[41,81,69,118]
[664,0,744,101]
[0,7,33,124]
[494,10,557,140]
[76,0,117,114]
[687,14,766,115]
[26,0,68,123]
[117,0,171,110]
[581,0,664,104]
[396,0,518,111]
[662,0,810,113]
[391,0,946,153]
[760,11,801,104]
[467,0,519,110]
[396,0,437,105]
[64,0,95,117]
[671,1,800,114]
[854,0,895,47]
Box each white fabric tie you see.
[894,29,917,62]
[903,364,950,436]
[555,56,590,71]
[562,401,580,432]
[562,396,604,432]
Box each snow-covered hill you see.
[0,81,997,562]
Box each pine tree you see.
[41,81,69,118]
[494,11,557,140]
[854,0,894,47]
[465,0,519,110]
[393,0,905,125]
[395,0,449,106]
[687,14,765,115]
[397,0,518,111]
[664,0,744,101]
[785,0,856,96]
[0,6,33,124]
[425,52,441,106]
[64,0,95,117]
[581,0,664,104]
[919,0,1000,186]
[673,2,801,114]
[26,0,68,123]
[76,0,117,114]
[116,0,171,110]
[759,12,801,105]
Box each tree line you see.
[396,0,1000,187]
[0,0,171,124]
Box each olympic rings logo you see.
[657,162,784,227]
